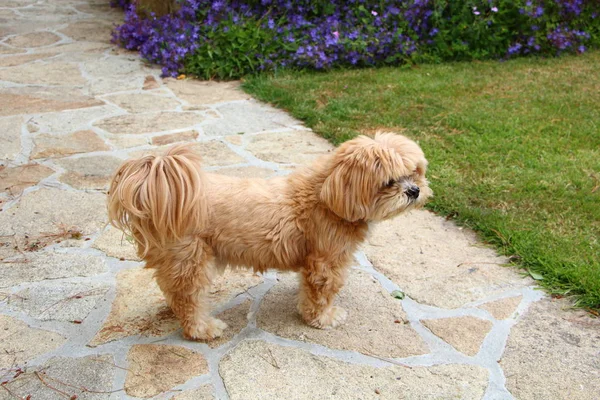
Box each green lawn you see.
[243,52,600,311]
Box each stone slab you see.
[0,163,54,196]
[84,57,151,80]
[105,93,181,113]
[92,225,140,261]
[0,116,23,163]
[9,281,109,322]
[125,344,209,398]
[362,211,530,309]
[202,101,298,136]
[30,105,118,135]
[90,268,261,346]
[207,300,251,349]
[152,130,199,146]
[500,299,600,400]
[478,296,522,320]
[0,86,104,117]
[0,315,65,369]
[422,316,493,356]
[171,386,215,400]
[220,340,488,400]
[165,79,250,105]
[95,112,202,135]
[4,31,61,48]
[88,76,145,95]
[257,270,428,358]
[0,250,108,288]
[0,44,26,54]
[56,155,123,191]
[143,75,160,90]
[0,354,116,400]
[59,20,113,43]
[31,130,110,159]
[131,141,245,167]
[106,134,149,149]
[246,130,333,164]
[0,62,85,86]
[36,41,111,54]
[0,52,57,67]
[213,166,276,179]
[89,268,179,346]
[0,188,106,243]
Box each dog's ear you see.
[320,137,394,222]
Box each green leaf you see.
[528,269,544,281]
[391,290,405,300]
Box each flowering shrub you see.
[112,0,600,78]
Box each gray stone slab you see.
[362,211,530,309]
[220,340,489,400]
[0,250,108,288]
[0,354,117,400]
[9,280,109,322]
[257,270,428,358]
[202,101,299,136]
[0,117,23,163]
[0,188,106,244]
[500,299,600,400]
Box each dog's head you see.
[320,132,432,222]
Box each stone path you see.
[1,1,599,399]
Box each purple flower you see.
[491,7,498,13]
[507,43,522,55]
[371,11,378,16]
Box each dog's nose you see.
[406,186,420,199]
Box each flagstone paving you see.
[0,1,598,399]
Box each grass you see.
[243,52,600,311]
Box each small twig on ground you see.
[361,348,413,369]
[37,372,125,395]
[456,261,507,268]
[167,349,188,359]
[37,289,106,317]
[258,348,280,369]
[38,224,85,243]
[0,259,28,264]
[34,372,72,399]
[89,357,134,374]
[0,382,25,400]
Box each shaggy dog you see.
[108,133,432,341]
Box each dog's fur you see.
[107,133,432,340]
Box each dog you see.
[107,132,432,341]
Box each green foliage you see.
[184,16,296,80]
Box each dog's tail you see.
[107,144,208,257]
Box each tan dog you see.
[108,133,432,341]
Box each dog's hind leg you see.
[152,237,227,341]
[297,256,349,329]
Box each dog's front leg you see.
[153,240,227,341]
[297,257,348,329]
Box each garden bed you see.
[113,1,599,78]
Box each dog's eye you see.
[385,179,396,187]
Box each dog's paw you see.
[183,318,228,341]
[309,306,348,330]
